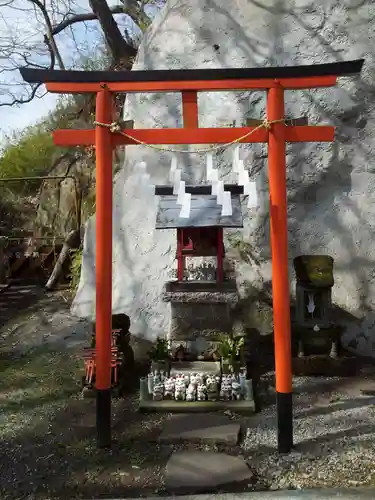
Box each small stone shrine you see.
[138,184,255,412]
[293,255,342,358]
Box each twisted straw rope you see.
[93,118,285,155]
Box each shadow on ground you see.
[0,284,45,331]
[0,342,171,499]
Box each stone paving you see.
[165,450,253,493]
[159,413,241,446]
[160,412,251,493]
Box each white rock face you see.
[72,0,375,356]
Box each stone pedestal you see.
[138,279,255,414]
[162,280,239,355]
[170,361,221,377]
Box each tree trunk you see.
[88,0,137,67]
[45,229,81,291]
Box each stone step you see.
[165,451,253,493]
[158,412,241,445]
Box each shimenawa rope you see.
[93,118,285,155]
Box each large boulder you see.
[72,0,375,356]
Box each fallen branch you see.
[45,229,81,291]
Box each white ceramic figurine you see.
[186,382,196,401]
[175,378,186,400]
[164,377,175,399]
[197,383,207,401]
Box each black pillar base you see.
[96,388,111,448]
[276,391,293,453]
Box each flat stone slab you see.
[165,451,253,493]
[159,413,241,445]
[170,361,221,376]
[139,399,255,414]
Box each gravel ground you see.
[2,285,375,498]
[242,374,375,490]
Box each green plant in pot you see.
[149,336,171,374]
[218,335,245,375]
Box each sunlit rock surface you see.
[72,0,375,356]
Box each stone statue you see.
[186,382,196,401]
[197,383,207,401]
[175,378,186,400]
[152,383,164,401]
[164,377,175,399]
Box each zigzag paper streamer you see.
[206,152,214,181]
[173,169,182,195]
[180,192,191,218]
[216,180,224,205]
[232,145,240,173]
[239,168,249,187]
[221,191,232,216]
[169,154,178,182]
[246,181,258,208]
[176,180,186,205]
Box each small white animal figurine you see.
[231,381,242,400]
[220,375,232,401]
[164,377,175,399]
[196,372,204,385]
[175,378,186,400]
[197,383,207,401]
[186,383,196,402]
[183,373,190,386]
[153,383,164,401]
[206,374,215,389]
[190,373,198,387]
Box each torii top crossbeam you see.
[20,59,364,453]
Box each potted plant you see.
[149,336,171,374]
[218,335,245,375]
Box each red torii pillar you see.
[20,60,363,451]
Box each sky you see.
[0,0,132,145]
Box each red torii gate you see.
[20,59,363,452]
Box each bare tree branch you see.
[51,5,124,36]
[0,0,165,108]
[27,0,65,69]
[120,0,152,30]
[0,25,55,107]
[88,0,137,66]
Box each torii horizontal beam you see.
[53,125,334,147]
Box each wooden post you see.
[216,228,224,282]
[177,229,183,281]
[267,82,293,453]
[95,86,113,448]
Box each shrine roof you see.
[155,193,243,229]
